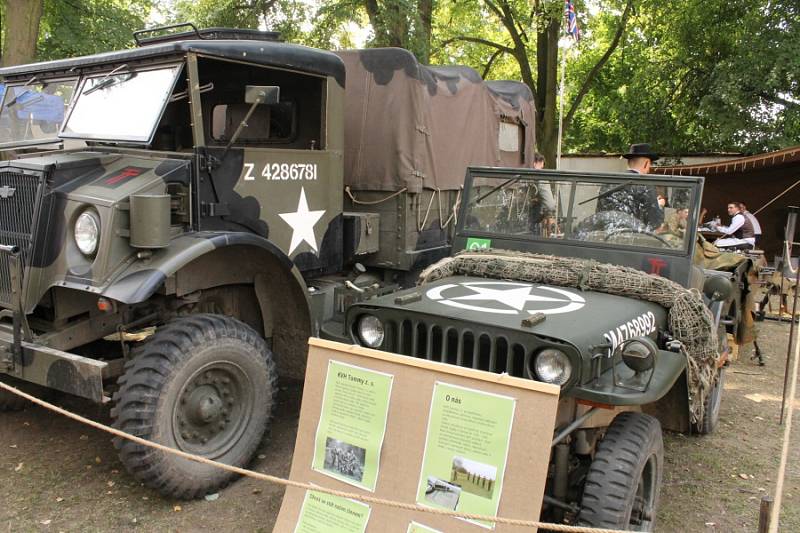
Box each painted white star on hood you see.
[452,285,566,311]
[278,187,325,255]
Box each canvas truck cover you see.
[336,48,535,193]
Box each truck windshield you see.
[463,174,696,252]
[0,79,77,148]
[61,64,182,143]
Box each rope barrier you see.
[0,379,628,533]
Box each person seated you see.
[712,201,755,250]
[658,206,689,238]
[740,202,762,244]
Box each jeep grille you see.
[0,170,46,307]
[384,318,532,378]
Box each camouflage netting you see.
[418,249,720,426]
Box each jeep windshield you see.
[462,171,697,252]
[61,64,182,143]
[0,78,77,148]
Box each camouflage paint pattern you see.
[0,44,343,398]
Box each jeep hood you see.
[353,276,667,351]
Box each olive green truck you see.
[0,26,536,498]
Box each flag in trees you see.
[565,0,581,41]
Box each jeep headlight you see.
[534,348,572,386]
[619,337,657,373]
[357,315,385,348]
[74,210,100,256]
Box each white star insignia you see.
[452,285,568,311]
[278,187,326,255]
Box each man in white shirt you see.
[740,202,762,243]
[713,202,756,249]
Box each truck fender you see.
[102,232,313,379]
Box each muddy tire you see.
[579,412,663,531]
[0,376,28,412]
[112,314,278,499]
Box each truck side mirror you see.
[220,85,281,159]
[245,85,279,105]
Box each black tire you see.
[693,367,725,435]
[579,412,663,531]
[112,314,278,499]
[0,376,29,412]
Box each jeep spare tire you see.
[579,412,663,531]
[112,314,278,499]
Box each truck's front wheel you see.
[579,412,663,531]
[112,314,278,499]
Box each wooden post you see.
[759,495,773,533]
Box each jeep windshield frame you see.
[60,62,184,144]
[456,167,705,285]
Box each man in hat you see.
[596,143,664,230]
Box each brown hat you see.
[623,143,660,161]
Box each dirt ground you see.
[1,320,798,532]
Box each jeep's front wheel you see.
[112,314,278,499]
[579,412,663,531]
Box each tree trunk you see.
[536,17,560,169]
[2,0,43,67]
[417,0,434,64]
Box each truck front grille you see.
[0,170,46,307]
[384,318,531,378]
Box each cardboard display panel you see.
[274,338,560,532]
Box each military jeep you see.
[344,167,750,530]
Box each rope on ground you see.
[769,278,800,532]
[0,379,628,533]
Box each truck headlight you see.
[534,348,572,385]
[74,210,100,256]
[357,315,384,348]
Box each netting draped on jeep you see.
[418,249,719,426]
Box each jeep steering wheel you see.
[603,227,672,247]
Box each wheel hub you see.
[173,365,253,456]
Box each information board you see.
[275,338,560,532]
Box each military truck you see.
[344,167,753,530]
[0,25,537,498]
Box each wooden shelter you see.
[656,146,800,259]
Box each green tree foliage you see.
[169,0,311,43]
[309,1,434,63]
[434,0,633,167]
[37,0,153,61]
[565,0,799,154]
[7,0,795,154]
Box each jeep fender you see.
[102,231,313,379]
